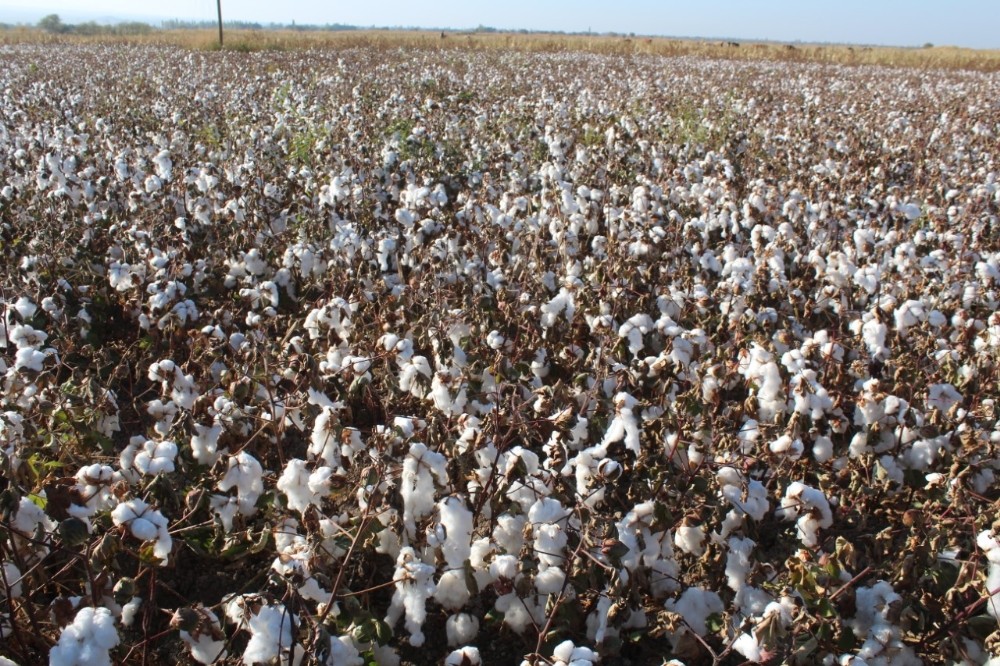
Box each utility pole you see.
[217,0,223,47]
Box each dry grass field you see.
[2,26,999,71]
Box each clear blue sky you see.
[3,0,998,49]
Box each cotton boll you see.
[49,606,119,666]
[666,586,723,637]
[813,436,834,463]
[601,392,641,455]
[446,613,479,646]
[243,604,297,665]
[190,423,223,465]
[445,647,482,666]
[675,525,706,557]
[434,569,471,610]
[776,482,832,548]
[400,442,448,537]
[534,566,566,594]
[386,547,436,646]
[769,435,803,460]
[218,452,264,515]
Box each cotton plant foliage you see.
[0,41,999,665]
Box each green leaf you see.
[705,612,724,634]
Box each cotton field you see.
[1,41,1000,665]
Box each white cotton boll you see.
[534,566,566,594]
[133,439,178,475]
[601,392,641,455]
[666,587,723,637]
[731,632,766,662]
[438,497,473,566]
[14,347,46,372]
[894,300,925,333]
[489,554,519,582]
[776,482,832,548]
[813,436,834,463]
[129,517,158,541]
[120,597,142,627]
[180,608,227,664]
[434,569,471,610]
[446,613,479,646]
[927,383,962,414]
[445,647,482,666]
[493,514,526,554]
[13,297,37,319]
[486,330,506,350]
[400,442,448,537]
[737,420,759,454]
[726,536,755,592]
[190,423,223,465]
[326,635,363,666]
[386,547,437,646]
[111,498,172,564]
[218,452,264,515]
[675,525,706,556]
[244,605,296,665]
[769,435,803,460]
[861,319,889,360]
[277,459,331,514]
[49,606,119,666]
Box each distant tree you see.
[74,21,104,36]
[115,21,153,36]
[38,14,67,34]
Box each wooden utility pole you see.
[216,0,223,47]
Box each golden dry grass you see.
[2,26,999,71]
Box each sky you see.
[2,0,998,49]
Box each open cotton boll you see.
[551,639,600,666]
[277,459,334,514]
[49,606,119,666]
[325,635,363,666]
[179,607,227,664]
[445,647,482,666]
[218,452,264,515]
[111,498,172,564]
[400,442,448,537]
[132,438,178,475]
[666,586,723,638]
[768,435,803,460]
[675,524,706,556]
[926,383,963,415]
[775,482,832,548]
[438,497,473,566]
[190,423,223,465]
[978,530,1000,618]
[244,604,298,665]
[446,613,479,646]
[386,547,437,647]
[601,392,641,455]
